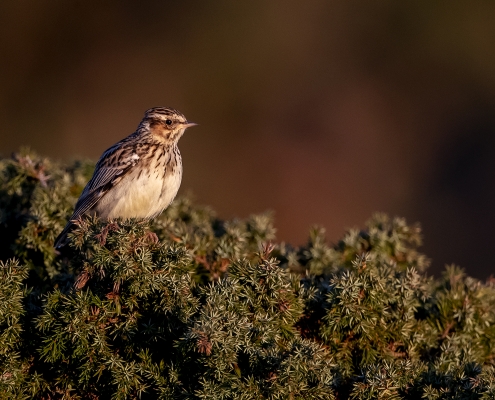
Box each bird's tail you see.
[54,222,74,249]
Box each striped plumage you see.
[55,107,196,248]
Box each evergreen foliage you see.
[1,149,494,399]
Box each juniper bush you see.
[1,150,495,399]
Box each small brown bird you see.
[55,107,196,248]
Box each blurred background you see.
[1,1,495,278]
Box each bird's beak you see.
[184,121,197,128]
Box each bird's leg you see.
[95,222,119,246]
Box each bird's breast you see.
[95,148,182,220]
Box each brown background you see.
[1,1,495,278]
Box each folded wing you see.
[54,143,141,248]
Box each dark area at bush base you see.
[1,150,495,399]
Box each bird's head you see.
[141,107,196,144]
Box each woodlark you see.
[55,107,196,248]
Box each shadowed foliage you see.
[1,150,495,399]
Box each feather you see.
[54,141,141,248]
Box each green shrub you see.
[1,150,495,399]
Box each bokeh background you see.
[1,1,495,278]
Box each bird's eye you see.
[165,119,173,126]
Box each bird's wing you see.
[69,142,142,221]
[55,141,142,249]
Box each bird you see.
[54,107,196,249]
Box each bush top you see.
[1,150,495,400]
